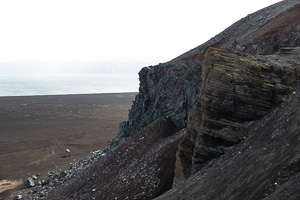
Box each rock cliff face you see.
[109,61,202,148]
[110,0,300,149]
[109,0,300,186]
[173,47,300,184]
[37,1,300,199]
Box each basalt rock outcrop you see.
[110,0,300,149]
[110,0,300,187]
[108,61,202,148]
[173,47,300,185]
[27,1,300,199]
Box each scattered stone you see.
[32,175,38,180]
[65,149,71,157]
[41,179,49,186]
[13,195,23,200]
[24,177,35,188]
[47,171,55,177]
[36,180,42,186]
[59,170,67,179]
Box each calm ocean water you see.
[0,74,139,97]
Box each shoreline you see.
[0,93,136,198]
[0,91,138,98]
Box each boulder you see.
[65,149,71,157]
[41,179,50,186]
[31,175,37,180]
[13,195,23,200]
[59,170,67,179]
[24,177,35,188]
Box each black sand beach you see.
[0,93,136,198]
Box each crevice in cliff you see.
[202,133,238,147]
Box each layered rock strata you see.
[109,61,202,148]
[157,85,300,200]
[174,47,300,185]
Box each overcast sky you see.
[0,0,282,74]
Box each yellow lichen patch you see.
[207,47,230,60]
[232,71,241,79]
[263,83,275,89]
[208,47,223,56]
[213,65,233,78]
[239,58,266,68]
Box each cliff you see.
[174,47,300,185]
[22,0,300,199]
[110,0,300,149]
[108,59,202,148]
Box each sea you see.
[0,74,139,97]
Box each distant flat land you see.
[0,93,136,197]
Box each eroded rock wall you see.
[174,47,300,185]
[109,0,300,151]
[109,60,202,148]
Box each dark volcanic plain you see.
[0,93,136,198]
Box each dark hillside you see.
[46,115,184,200]
[156,86,300,200]
[22,0,300,199]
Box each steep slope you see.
[45,115,184,200]
[172,0,300,61]
[156,86,300,200]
